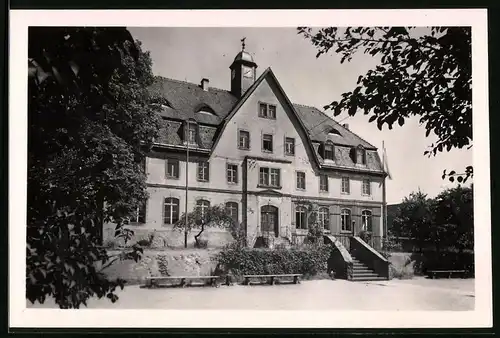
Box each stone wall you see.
[102,249,220,284]
[103,222,234,249]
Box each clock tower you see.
[230,38,258,98]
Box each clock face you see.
[242,66,253,79]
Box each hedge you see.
[212,243,331,278]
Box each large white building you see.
[104,43,388,250]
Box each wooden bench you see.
[243,274,302,286]
[427,270,467,279]
[145,275,231,288]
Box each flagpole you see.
[382,141,388,239]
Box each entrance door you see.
[261,205,279,237]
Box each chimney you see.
[343,123,349,130]
[201,78,209,91]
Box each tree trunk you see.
[194,223,205,247]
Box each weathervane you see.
[241,37,246,51]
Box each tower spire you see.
[241,37,246,51]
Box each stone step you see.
[351,272,380,277]
[352,268,374,274]
[351,276,388,282]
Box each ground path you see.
[28,277,474,311]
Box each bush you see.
[195,239,209,249]
[156,255,169,276]
[389,263,414,280]
[213,243,331,279]
[411,250,474,277]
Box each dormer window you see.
[324,142,334,161]
[196,104,216,116]
[356,145,366,165]
[327,127,342,136]
[184,121,198,145]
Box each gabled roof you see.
[149,77,237,126]
[210,67,320,168]
[149,71,384,174]
[292,104,376,150]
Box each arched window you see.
[164,198,179,224]
[340,209,352,232]
[295,206,308,230]
[318,207,329,230]
[225,202,239,224]
[324,141,335,161]
[196,199,210,221]
[362,210,373,232]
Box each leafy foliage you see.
[174,204,238,247]
[298,26,472,183]
[390,186,473,253]
[213,243,331,278]
[295,200,325,245]
[27,27,163,308]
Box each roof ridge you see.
[155,75,232,94]
[294,103,377,150]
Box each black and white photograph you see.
[10,9,491,328]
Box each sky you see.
[128,27,472,205]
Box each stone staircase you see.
[350,252,388,282]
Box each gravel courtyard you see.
[28,277,474,311]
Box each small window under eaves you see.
[328,128,342,136]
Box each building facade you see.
[104,44,387,249]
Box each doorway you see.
[261,205,279,237]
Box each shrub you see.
[359,230,372,243]
[195,239,209,249]
[389,264,414,280]
[213,243,331,279]
[156,255,169,276]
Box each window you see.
[362,179,371,196]
[356,146,366,164]
[238,130,250,150]
[296,171,306,190]
[165,159,179,179]
[285,137,295,155]
[362,210,373,232]
[259,103,277,119]
[268,105,276,119]
[324,142,334,160]
[319,174,329,192]
[318,207,329,230]
[164,198,179,224]
[226,202,239,224]
[129,201,146,224]
[295,206,307,230]
[197,161,210,182]
[259,167,281,187]
[184,122,197,144]
[341,209,352,232]
[196,199,210,221]
[341,177,350,194]
[227,164,238,184]
[262,134,273,152]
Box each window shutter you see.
[291,201,296,227]
[165,159,169,177]
[206,161,210,181]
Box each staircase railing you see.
[350,236,390,279]
[333,233,351,252]
[324,235,353,280]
